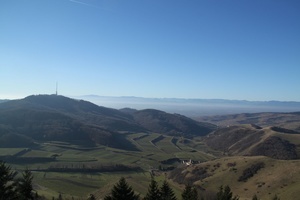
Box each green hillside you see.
[0,132,216,199]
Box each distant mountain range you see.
[0,95,216,149]
[72,95,300,117]
[0,100,9,103]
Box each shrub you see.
[238,162,265,182]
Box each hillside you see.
[132,109,216,137]
[204,125,300,160]
[169,156,300,200]
[1,95,300,199]
[0,95,216,149]
[196,112,300,132]
[0,100,9,103]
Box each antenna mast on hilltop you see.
[56,82,58,95]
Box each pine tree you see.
[272,195,280,200]
[0,161,18,200]
[160,180,177,200]
[17,169,34,200]
[216,185,239,200]
[181,185,198,200]
[104,177,139,200]
[144,178,161,200]
[88,194,96,200]
[252,194,258,200]
[57,193,63,200]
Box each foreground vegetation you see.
[0,161,39,200]
[1,161,283,200]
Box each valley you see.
[0,95,300,199]
[0,133,215,199]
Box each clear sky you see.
[1,0,300,101]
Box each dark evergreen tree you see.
[0,161,18,200]
[252,194,258,200]
[160,180,177,200]
[57,193,63,200]
[143,178,161,200]
[216,185,239,200]
[17,169,34,200]
[104,177,139,200]
[271,195,280,200]
[88,194,96,200]
[181,185,198,200]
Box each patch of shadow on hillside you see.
[250,136,298,160]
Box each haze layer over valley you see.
[73,95,300,117]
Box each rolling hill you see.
[196,112,300,132]
[131,109,216,137]
[2,95,300,199]
[0,94,216,149]
[203,124,300,160]
[169,156,300,200]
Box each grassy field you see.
[0,132,216,199]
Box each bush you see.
[238,162,265,182]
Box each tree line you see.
[103,177,277,200]
[103,177,281,200]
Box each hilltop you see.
[0,94,216,149]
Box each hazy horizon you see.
[3,94,300,117]
[2,93,300,103]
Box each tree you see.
[0,161,18,200]
[17,169,34,200]
[252,194,258,200]
[144,178,161,200]
[104,177,139,200]
[88,194,96,200]
[57,193,63,200]
[181,185,198,200]
[160,180,177,200]
[272,195,280,200]
[216,185,239,200]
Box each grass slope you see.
[169,156,300,200]
[204,125,300,160]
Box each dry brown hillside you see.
[196,112,300,132]
[169,156,300,200]
[204,125,300,160]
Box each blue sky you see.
[1,0,300,101]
